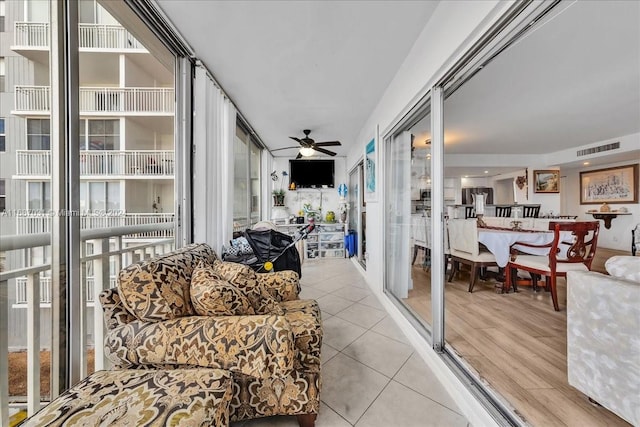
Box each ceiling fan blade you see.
[295,152,303,160]
[289,136,303,144]
[313,146,337,156]
[271,146,300,152]
[314,141,341,147]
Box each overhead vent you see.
[577,142,620,157]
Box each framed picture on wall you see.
[364,126,378,202]
[580,164,639,204]
[533,170,560,193]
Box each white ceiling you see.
[443,0,640,152]
[156,0,640,172]
[156,0,439,157]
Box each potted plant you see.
[272,189,286,206]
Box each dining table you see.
[477,226,556,268]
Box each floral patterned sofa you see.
[99,243,322,427]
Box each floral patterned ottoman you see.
[22,368,233,427]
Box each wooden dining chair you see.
[495,205,512,217]
[447,219,498,292]
[504,221,600,311]
[522,204,541,218]
[465,206,476,218]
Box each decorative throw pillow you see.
[605,256,640,283]
[212,260,284,315]
[190,262,255,316]
[117,242,218,322]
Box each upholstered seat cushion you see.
[104,315,295,379]
[117,243,218,322]
[22,369,233,427]
[511,255,589,273]
[449,249,496,263]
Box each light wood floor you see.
[406,260,630,427]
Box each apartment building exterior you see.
[0,0,175,349]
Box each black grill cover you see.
[243,228,302,277]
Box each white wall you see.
[124,181,173,213]
[271,156,347,222]
[124,117,173,150]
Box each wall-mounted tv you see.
[289,159,335,189]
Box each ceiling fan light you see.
[299,147,315,157]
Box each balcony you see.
[15,150,175,178]
[12,22,146,54]
[13,85,174,116]
[15,213,175,238]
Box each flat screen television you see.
[289,159,335,189]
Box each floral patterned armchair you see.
[99,243,322,427]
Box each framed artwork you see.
[364,127,378,202]
[580,164,638,205]
[580,164,639,204]
[533,170,560,193]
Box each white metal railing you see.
[15,150,175,177]
[16,213,175,238]
[15,276,116,305]
[14,86,50,112]
[80,87,174,114]
[14,276,52,304]
[14,22,146,51]
[13,22,49,48]
[15,150,50,176]
[0,223,175,421]
[78,24,145,50]
[14,86,174,114]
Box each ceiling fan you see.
[271,129,341,158]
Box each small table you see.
[587,211,632,229]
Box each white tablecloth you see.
[478,229,555,267]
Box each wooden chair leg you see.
[447,260,458,282]
[297,413,317,427]
[468,264,478,292]
[504,266,512,293]
[549,275,560,311]
[513,267,519,291]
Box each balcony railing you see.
[14,86,174,115]
[15,150,175,177]
[14,276,117,305]
[0,224,175,422]
[16,213,175,238]
[79,87,174,114]
[79,24,146,50]
[13,22,146,51]
[14,85,50,113]
[12,22,49,49]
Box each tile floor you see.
[232,258,469,427]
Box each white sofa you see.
[567,256,640,425]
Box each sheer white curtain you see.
[193,66,237,253]
[385,131,412,298]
